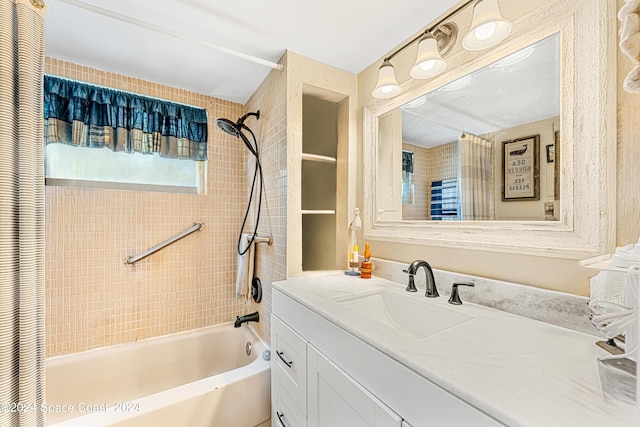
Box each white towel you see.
[236,234,255,299]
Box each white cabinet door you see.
[307,344,402,427]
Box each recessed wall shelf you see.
[302,153,337,163]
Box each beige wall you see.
[240,54,289,344]
[45,58,248,356]
[356,0,639,296]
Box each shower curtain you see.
[0,1,47,426]
[458,133,494,220]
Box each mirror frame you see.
[363,0,616,259]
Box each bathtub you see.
[45,323,271,427]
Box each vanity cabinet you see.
[272,287,503,427]
[272,315,404,427]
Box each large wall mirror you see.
[362,0,616,258]
[382,34,559,222]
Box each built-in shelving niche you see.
[302,95,339,271]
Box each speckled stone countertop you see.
[273,272,635,427]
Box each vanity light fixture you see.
[371,60,402,99]
[409,33,447,79]
[462,0,512,51]
[372,0,512,99]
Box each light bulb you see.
[419,60,436,71]
[410,34,446,79]
[474,22,496,41]
[380,85,394,94]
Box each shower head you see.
[216,110,260,138]
[216,118,241,137]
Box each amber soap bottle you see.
[361,242,373,279]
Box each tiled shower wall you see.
[45,58,250,356]
[240,54,288,343]
[401,141,458,220]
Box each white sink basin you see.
[335,289,473,339]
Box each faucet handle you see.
[402,268,418,292]
[448,282,475,305]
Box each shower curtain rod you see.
[55,0,283,71]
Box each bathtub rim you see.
[46,321,265,363]
[45,322,270,427]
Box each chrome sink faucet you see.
[403,260,439,298]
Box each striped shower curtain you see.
[458,133,494,220]
[0,1,47,426]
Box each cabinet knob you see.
[448,282,475,305]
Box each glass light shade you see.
[462,0,512,51]
[409,35,447,79]
[372,60,402,98]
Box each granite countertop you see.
[273,272,635,427]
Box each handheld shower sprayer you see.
[216,111,261,155]
[216,111,264,256]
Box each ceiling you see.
[44,0,461,104]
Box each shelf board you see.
[302,153,337,163]
[302,210,336,215]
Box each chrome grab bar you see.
[125,223,203,265]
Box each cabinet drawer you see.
[273,378,307,427]
[271,315,308,414]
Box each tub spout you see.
[234,311,259,328]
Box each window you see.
[430,179,460,220]
[43,75,207,193]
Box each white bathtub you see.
[45,323,271,427]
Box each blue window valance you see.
[43,75,208,160]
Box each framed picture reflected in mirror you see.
[501,134,540,201]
